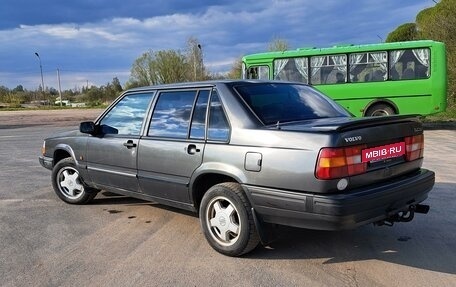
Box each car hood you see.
[47,129,81,139]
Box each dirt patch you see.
[0,109,104,127]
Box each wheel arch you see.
[53,144,77,166]
[190,167,245,211]
[363,99,398,117]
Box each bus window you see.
[349,52,387,83]
[274,58,308,83]
[310,55,347,85]
[389,48,430,80]
[241,40,446,117]
[247,66,270,80]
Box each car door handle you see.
[186,144,200,155]
[123,140,137,149]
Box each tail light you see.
[405,134,424,161]
[316,134,424,180]
[316,144,367,180]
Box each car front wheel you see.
[199,182,260,256]
[51,157,98,204]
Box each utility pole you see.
[198,44,203,80]
[193,48,197,81]
[57,68,63,107]
[34,52,46,104]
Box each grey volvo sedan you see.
[39,80,434,256]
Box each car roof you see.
[125,80,306,93]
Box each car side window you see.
[208,90,230,141]
[149,90,197,138]
[99,93,153,135]
[189,90,210,140]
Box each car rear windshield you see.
[234,83,350,125]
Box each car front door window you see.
[100,93,153,135]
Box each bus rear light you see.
[405,134,424,161]
[316,145,367,180]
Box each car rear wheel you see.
[52,157,98,204]
[199,182,260,256]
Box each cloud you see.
[0,0,433,90]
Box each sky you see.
[0,0,434,91]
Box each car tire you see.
[365,103,396,116]
[199,182,260,256]
[51,157,98,204]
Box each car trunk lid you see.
[273,115,425,184]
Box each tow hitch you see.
[374,204,430,227]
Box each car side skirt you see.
[93,183,197,213]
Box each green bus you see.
[242,40,447,117]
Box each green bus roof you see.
[242,40,444,61]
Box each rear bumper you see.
[243,169,435,230]
[39,155,53,170]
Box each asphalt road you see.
[0,121,455,287]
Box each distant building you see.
[55,100,70,106]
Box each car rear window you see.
[234,83,350,125]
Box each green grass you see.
[423,103,456,122]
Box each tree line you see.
[1,1,453,108]
[126,37,210,88]
[386,0,455,105]
[0,77,123,108]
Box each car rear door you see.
[137,88,210,203]
[85,92,154,192]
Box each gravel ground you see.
[0,109,104,127]
[0,108,455,286]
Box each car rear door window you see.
[149,90,197,138]
[189,90,210,140]
[208,90,230,141]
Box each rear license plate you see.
[362,142,405,163]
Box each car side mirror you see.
[80,121,97,135]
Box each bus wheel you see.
[365,103,395,117]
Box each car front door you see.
[86,92,154,192]
[137,89,210,203]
